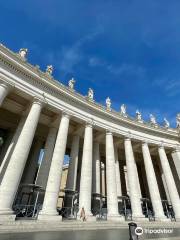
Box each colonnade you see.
[0,82,180,222]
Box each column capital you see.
[0,81,14,91]
[61,110,71,119]
[124,131,132,141]
[172,147,180,153]
[33,97,45,106]
[158,142,165,149]
[85,120,94,128]
[142,140,149,146]
[106,129,113,135]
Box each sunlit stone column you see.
[158,146,180,221]
[0,131,14,180]
[36,127,57,189]
[124,137,144,220]
[92,141,101,195]
[78,123,94,219]
[66,135,80,190]
[0,131,14,166]
[0,98,43,220]
[142,142,167,221]
[171,149,180,181]
[38,113,70,220]
[114,146,122,199]
[106,131,123,221]
[0,83,10,106]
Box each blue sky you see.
[1,0,180,127]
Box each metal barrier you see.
[13,204,41,219]
[141,198,155,221]
[162,200,176,221]
[58,206,79,220]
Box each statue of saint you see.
[176,113,180,128]
[88,88,94,100]
[164,118,170,129]
[120,104,127,117]
[150,114,157,126]
[46,65,53,75]
[19,48,28,59]
[106,97,111,110]
[68,78,75,90]
[136,110,143,122]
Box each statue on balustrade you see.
[68,78,76,90]
[164,118,170,129]
[120,104,127,117]
[19,48,28,59]
[46,65,53,76]
[150,114,158,127]
[106,97,111,110]
[88,88,94,101]
[136,110,143,123]
[176,113,180,129]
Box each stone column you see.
[171,149,180,181]
[101,162,106,196]
[66,135,80,191]
[124,166,130,195]
[158,146,180,221]
[92,141,101,195]
[0,117,26,184]
[106,131,122,221]
[38,113,70,220]
[124,137,144,220]
[22,138,43,184]
[78,123,93,219]
[0,131,14,166]
[0,98,43,220]
[0,83,10,106]
[142,142,167,221]
[36,127,57,189]
[114,146,122,199]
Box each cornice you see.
[0,43,179,142]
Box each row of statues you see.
[16,50,180,130]
[68,78,180,129]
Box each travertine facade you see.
[0,44,179,223]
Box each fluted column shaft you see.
[158,146,180,220]
[92,141,101,194]
[78,124,93,216]
[39,113,70,218]
[0,83,10,106]
[142,142,166,220]
[114,146,122,198]
[0,99,42,213]
[66,135,80,190]
[36,127,57,189]
[106,132,119,217]
[124,138,143,219]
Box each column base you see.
[107,214,125,222]
[132,215,149,222]
[155,216,170,222]
[38,214,62,221]
[38,209,62,221]
[0,214,16,224]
